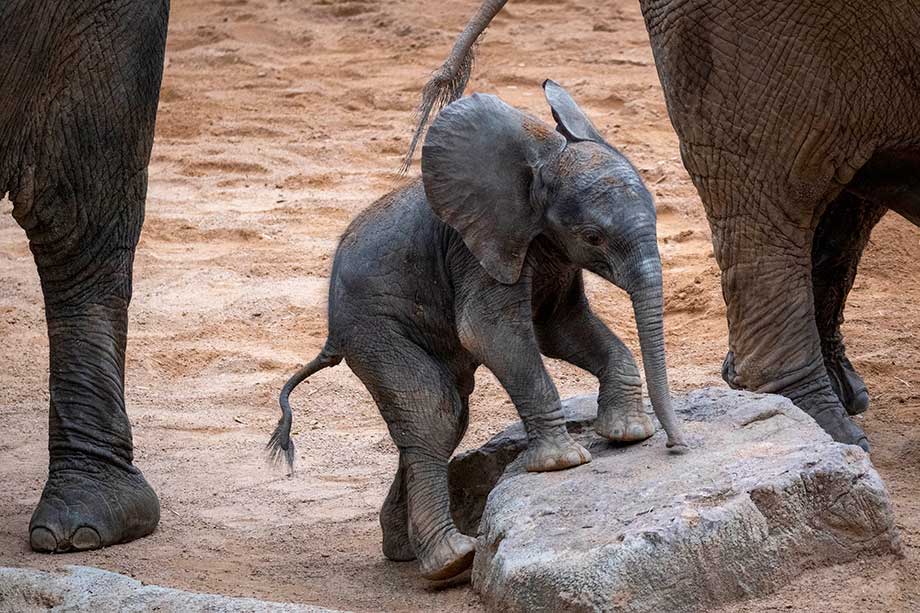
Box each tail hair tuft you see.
[401,45,476,174]
[266,414,295,476]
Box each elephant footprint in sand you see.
[269,81,686,581]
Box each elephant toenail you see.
[850,391,870,415]
[30,527,58,552]
[71,526,102,550]
[856,437,871,453]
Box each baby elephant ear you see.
[422,93,566,284]
[543,79,607,144]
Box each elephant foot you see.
[30,462,159,553]
[721,351,742,389]
[418,531,475,581]
[523,432,591,472]
[723,349,869,452]
[594,395,655,444]
[824,346,870,415]
[796,391,870,453]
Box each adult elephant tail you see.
[402,0,509,172]
[267,345,343,473]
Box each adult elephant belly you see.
[849,149,920,228]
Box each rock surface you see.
[449,388,901,613]
[0,565,347,613]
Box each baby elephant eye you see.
[581,229,605,247]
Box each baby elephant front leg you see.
[518,391,592,472]
[461,301,591,473]
[594,358,655,443]
[536,298,655,444]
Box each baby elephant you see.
[269,80,686,580]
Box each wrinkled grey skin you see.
[409,0,920,451]
[271,82,686,581]
[0,1,168,552]
[645,1,920,452]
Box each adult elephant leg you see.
[348,337,475,580]
[26,202,159,552]
[534,274,651,443]
[16,0,169,552]
[705,181,868,449]
[812,191,887,415]
[6,0,168,552]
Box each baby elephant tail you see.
[267,347,343,473]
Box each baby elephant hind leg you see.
[380,458,413,562]
[349,342,474,580]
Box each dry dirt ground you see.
[1,0,919,611]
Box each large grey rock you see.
[0,565,347,613]
[449,394,600,535]
[449,388,901,613]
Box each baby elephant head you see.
[421,81,685,449]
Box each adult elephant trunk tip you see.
[628,259,688,452]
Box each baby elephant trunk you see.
[626,248,687,450]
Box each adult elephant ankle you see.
[0,0,169,551]
[408,0,920,451]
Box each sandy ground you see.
[1,0,919,611]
